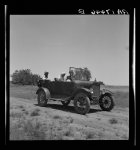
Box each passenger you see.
[66,75,72,81]
[59,72,66,81]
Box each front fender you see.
[99,89,114,100]
[72,88,93,99]
[101,89,114,95]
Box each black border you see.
[1,4,6,146]
[6,5,10,145]
[6,7,135,146]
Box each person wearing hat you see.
[59,72,66,81]
[44,71,49,79]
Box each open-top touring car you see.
[36,67,115,115]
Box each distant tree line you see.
[11,67,92,85]
[11,69,42,85]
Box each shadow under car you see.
[34,103,102,114]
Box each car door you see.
[50,81,74,96]
[49,81,63,95]
[61,82,75,96]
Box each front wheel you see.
[99,94,115,111]
[74,93,90,115]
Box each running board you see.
[49,98,63,101]
[49,97,71,102]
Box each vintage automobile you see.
[36,67,115,115]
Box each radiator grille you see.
[92,85,100,97]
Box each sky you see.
[10,15,129,85]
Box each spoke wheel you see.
[74,93,90,115]
[99,94,114,111]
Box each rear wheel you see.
[74,93,90,115]
[37,90,48,107]
[99,94,114,111]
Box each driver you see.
[44,71,49,79]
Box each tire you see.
[37,90,48,107]
[74,93,90,115]
[61,100,70,106]
[99,94,115,111]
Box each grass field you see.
[9,83,129,140]
[10,84,38,100]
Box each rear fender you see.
[36,87,51,98]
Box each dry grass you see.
[10,111,23,118]
[30,109,40,116]
[24,110,29,115]
[18,105,24,109]
[10,107,128,140]
[53,115,62,119]
[63,127,74,137]
[10,118,46,140]
[66,117,74,123]
[22,120,45,140]
[109,118,118,124]
[85,131,95,139]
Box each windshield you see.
[69,67,90,81]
